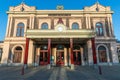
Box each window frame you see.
[96,22,104,36]
[72,22,79,30]
[41,23,48,29]
[16,22,24,37]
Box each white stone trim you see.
[87,39,93,65]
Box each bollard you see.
[21,66,24,75]
[98,65,102,75]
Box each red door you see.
[56,51,64,66]
[39,52,48,65]
[73,51,81,65]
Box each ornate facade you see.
[0,3,119,67]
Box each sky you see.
[0,0,120,41]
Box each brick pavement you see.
[0,65,120,80]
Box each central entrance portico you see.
[25,22,96,68]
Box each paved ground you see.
[0,65,120,80]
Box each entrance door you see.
[73,51,81,65]
[39,52,48,65]
[56,51,64,66]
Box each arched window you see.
[72,23,79,29]
[98,46,107,62]
[0,48,2,62]
[13,46,22,63]
[96,22,104,36]
[41,23,48,29]
[16,23,24,37]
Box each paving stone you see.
[0,65,120,80]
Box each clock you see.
[57,26,63,32]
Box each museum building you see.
[0,2,119,67]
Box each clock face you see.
[58,26,63,32]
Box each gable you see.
[9,3,36,11]
[84,3,111,12]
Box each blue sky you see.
[0,0,120,41]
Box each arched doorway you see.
[39,45,48,65]
[56,45,64,66]
[73,45,81,65]
[98,46,107,62]
[13,46,22,63]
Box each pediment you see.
[84,3,111,11]
[9,3,36,11]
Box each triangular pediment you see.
[84,3,111,11]
[9,3,36,11]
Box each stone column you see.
[51,48,56,66]
[88,16,91,29]
[85,15,89,29]
[109,17,114,37]
[80,47,85,66]
[54,48,57,66]
[47,39,51,69]
[8,16,13,37]
[36,47,40,66]
[28,39,34,66]
[1,42,10,65]
[69,48,71,66]
[107,17,112,37]
[29,16,32,29]
[87,39,93,65]
[64,48,67,66]
[110,42,119,64]
[31,15,35,29]
[6,16,10,37]
[70,38,74,69]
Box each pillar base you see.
[71,64,74,70]
[47,64,51,69]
